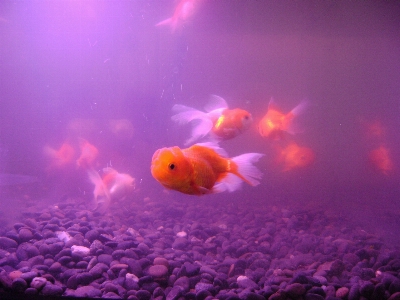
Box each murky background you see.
[0,1,400,244]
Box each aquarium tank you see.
[0,1,400,299]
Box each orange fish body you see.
[151,144,263,195]
[211,108,253,140]
[368,145,393,175]
[76,140,98,169]
[277,142,315,171]
[259,99,307,140]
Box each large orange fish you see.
[172,95,253,144]
[368,145,394,175]
[259,99,307,140]
[276,142,315,172]
[151,143,263,195]
[156,0,199,33]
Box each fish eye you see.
[168,163,175,170]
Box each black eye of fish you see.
[168,163,175,170]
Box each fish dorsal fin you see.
[267,97,279,110]
[204,95,228,113]
[195,142,228,157]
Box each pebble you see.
[30,277,47,289]
[0,198,399,300]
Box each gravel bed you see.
[0,195,399,300]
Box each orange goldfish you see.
[88,167,135,210]
[276,142,315,172]
[172,95,253,144]
[368,145,394,175]
[156,0,198,32]
[151,143,263,195]
[43,142,76,170]
[259,99,308,140]
[76,139,98,169]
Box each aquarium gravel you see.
[0,197,399,300]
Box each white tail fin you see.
[87,168,111,212]
[290,100,308,116]
[287,100,309,135]
[172,104,213,145]
[155,17,172,27]
[232,153,264,186]
[215,153,264,193]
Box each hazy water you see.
[0,1,400,243]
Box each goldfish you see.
[88,167,135,211]
[151,143,263,195]
[172,95,253,144]
[368,145,394,175]
[76,139,98,169]
[259,98,308,140]
[43,142,76,170]
[156,0,198,33]
[276,142,315,172]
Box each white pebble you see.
[176,231,187,238]
[56,231,71,243]
[71,245,90,256]
[31,277,47,289]
[237,275,248,282]
[126,273,139,282]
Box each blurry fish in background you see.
[109,119,134,141]
[88,167,135,212]
[76,139,99,169]
[66,118,97,138]
[275,142,315,172]
[172,95,253,144]
[151,142,263,195]
[368,145,394,175]
[43,142,76,170]
[358,117,386,141]
[156,0,199,33]
[259,98,308,140]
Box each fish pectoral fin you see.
[197,186,212,195]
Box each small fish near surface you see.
[259,98,308,140]
[151,143,263,195]
[275,142,315,172]
[172,95,253,145]
[88,167,135,211]
[156,0,199,33]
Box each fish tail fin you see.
[172,104,213,145]
[215,153,264,192]
[87,168,110,212]
[286,100,309,135]
[155,17,172,27]
[290,100,308,116]
[231,153,264,186]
